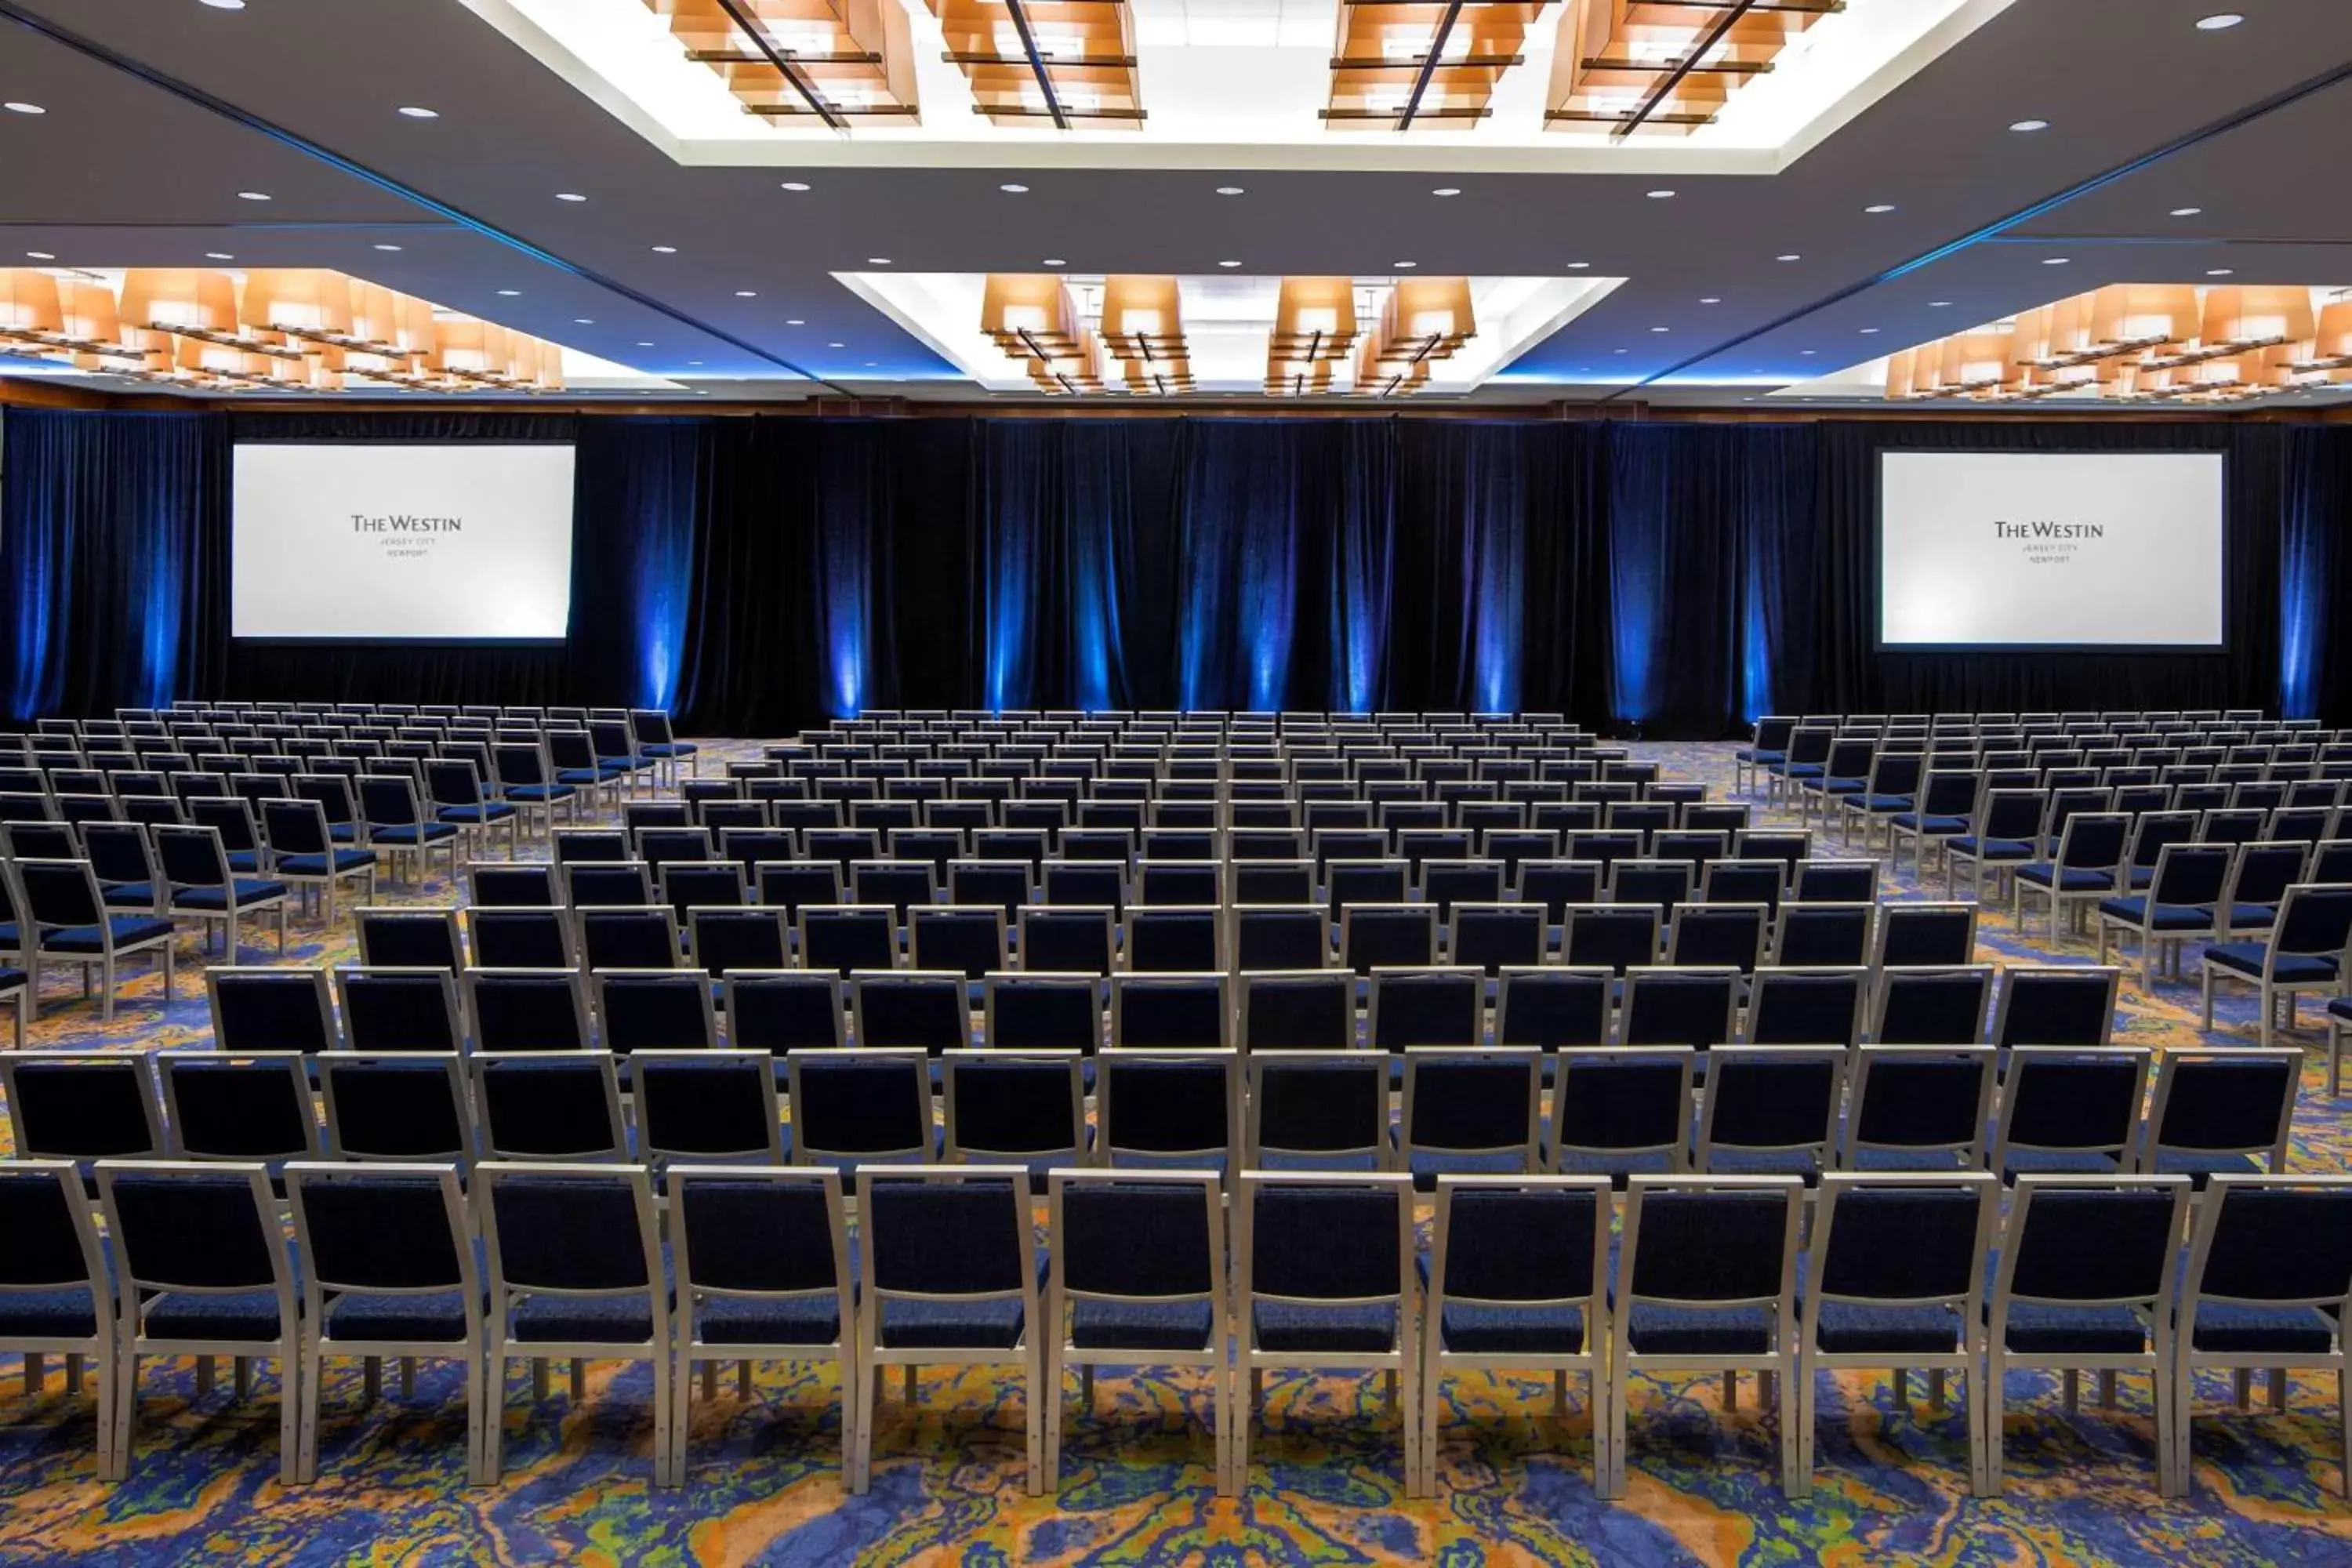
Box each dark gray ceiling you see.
[3,0,2350,405]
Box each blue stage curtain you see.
[568,417,707,712]
[2280,426,2352,722]
[0,408,226,723]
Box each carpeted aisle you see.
[0,741,2346,1566]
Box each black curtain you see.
[5,405,2348,735]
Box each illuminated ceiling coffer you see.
[1881,285,2350,405]
[1324,1,1550,131]
[1546,0,1841,136]
[924,0,1145,128]
[0,267,568,394]
[648,0,921,126]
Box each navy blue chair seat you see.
[0,965,25,992]
[1810,1301,1961,1356]
[698,1292,844,1346]
[512,1292,663,1343]
[1415,1258,1585,1355]
[880,1295,1025,1349]
[439,804,516,824]
[103,884,160,909]
[502,785,575,804]
[2331,997,2352,1023]
[1625,1301,1769,1355]
[1071,1297,1216,1352]
[174,879,289,911]
[275,849,376,877]
[2151,1150,2263,1185]
[1889,812,1967,833]
[1996,1301,2147,1355]
[2187,1302,2336,1354]
[2014,863,2114,891]
[2097,897,2218,931]
[2129,867,2154,891]
[42,915,176,952]
[1949,837,2031,859]
[1855,794,1916,813]
[371,822,460,845]
[1707,1148,1820,1182]
[641,742,699,761]
[2000,1149,2123,1179]
[224,850,262,875]
[1253,1299,1395,1352]
[0,1287,101,1339]
[325,1288,478,1343]
[328,824,361,844]
[2205,944,2336,984]
[145,1287,298,1341]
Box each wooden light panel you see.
[925,0,1143,129]
[1546,0,1840,136]
[1325,2,1550,131]
[649,0,920,125]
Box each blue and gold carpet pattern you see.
[0,739,2346,1566]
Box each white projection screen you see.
[1877,449,2227,650]
[231,442,577,640]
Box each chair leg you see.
[110,1347,137,1483]
[673,1348,694,1487]
[485,1352,509,1481]
[466,1345,492,1486]
[277,1348,299,1485]
[1983,1348,2006,1498]
[652,1345,674,1490]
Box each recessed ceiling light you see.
[396,106,438,119]
[1699,296,1721,304]
[688,361,702,366]
[2009,118,2049,132]
[999,183,1028,194]
[780,181,811,192]
[786,318,804,326]
[1864,203,1896,214]
[865,361,877,368]
[2207,267,2234,276]
[867,257,891,266]
[2196,13,2244,30]
[1612,348,1628,354]
[238,191,270,201]
[1218,260,1243,268]
[735,290,757,297]
[652,245,677,254]
[695,390,710,396]
[372,243,401,252]
[1646,189,1675,199]
[1800,349,1818,356]
[496,289,520,296]
[1042,258,1065,267]
[1214,186,1244,196]
[1860,327,1881,334]
[25,250,53,260]
[574,318,593,325]
[1650,326,1670,333]
[199,0,247,9]
[1929,299,1953,307]
[2042,256,2070,265]
[1432,187,1461,198]
[555,192,587,202]
[1392,260,1417,269]
[1776,253,1801,262]
[3,102,45,115]
[206,252,234,260]
[1566,261,1591,270]
[828,342,845,349]
[2170,206,2204,217]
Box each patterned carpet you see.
[0,739,2347,1567]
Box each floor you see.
[0,739,2346,1567]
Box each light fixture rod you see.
[1396,0,1465,131]
[1002,0,1070,131]
[710,0,849,132]
[1613,0,1759,139]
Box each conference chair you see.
[1607,1176,1805,1498]
[1417,1176,1611,1496]
[284,1163,488,1484]
[1232,1174,1419,1493]
[668,1166,855,1481]
[849,1167,1045,1494]
[423,758,521,860]
[147,824,288,968]
[1991,1047,2152,1182]
[335,968,466,1055]
[1946,789,2046,902]
[2172,1177,2352,1497]
[2014,812,2132,942]
[1886,771,1982,880]
[982,972,1102,1054]
[1096,1049,1240,1172]
[259,798,378,922]
[2201,884,2352,1047]
[1694,1047,1845,1184]
[469,862,559,908]
[1743,967,1865,1049]
[940,1051,1087,1186]
[470,1054,628,1163]
[477,1162,675,1486]
[355,776,462,886]
[1873,902,1979,969]
[1841,1045,1996,1172]
[2136,1049,2299,1185]
[13,858,178,1019]
[1109,972,1229,1051]
[1795,1174,1999,1497]
[96,1161,302,1483]
[1984,1175,2191,1498]
[2097,843,2232,987]
[0,1161,120,1474]
[317,1054,473,1167]
[629,710,699,785]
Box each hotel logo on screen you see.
[350,514,464,532]
[1992,517,2103,567]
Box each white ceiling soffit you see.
[461,0,2012,172]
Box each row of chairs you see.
[9,1160,2340,1504]
[359,895,1970,984]
[195,960,2122,1067]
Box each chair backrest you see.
[1551,1047,1693,1168]
[318,1054,472,1163]
[1697,1047,1844,1169]
[158,1051,320,1161]
[909,906,1008,978]
[2182,1178,2352,1329]
[1843,1046,1996,1168]
[1994,1047,2152,1172]
[800,906,898,976]
[2270,883,2352,958]
[595,970,718,1054]
[1018,905,1116,975]
[480,1163,662,1322]
[1809,1174,1996,1332]
[1429,1177,1607,1320]
[1399,1048,1541,1169]
[336,967,464,1053]
[2147,843,2233,907]
[466,968,592,1053]
[1239,971,1355,1051]
[0,1161,110,1311]
[1564,904,1660,975]
[1098,1049,1238,1166]
[1875,903,1977,968]
[2226,842,2309,906]
[786,1048,932,1164]
[634,1050,785,1162]
[1744,967,1864,1047]
[98,1163,292,1313]
[1494,967,1609,1050]
[1110,972,1229,1049]
[942,1051,1086,1166]
[1243,1175,1410,1308]
[577,906,683,971]
[1995,1176,2188,1316]
[1247,1051,1386,1164]
[1991,966,2118,1048]
[286,1164,474,1324]
[2140,1049,2299,1176]
[470,862,561,908]
[356,908,463,971]
[982,972,1102,1052]
[859,1170,1036,1338]
[852,971,970,1054]
[1772,902,1873,967]
[470,1054,628,1160]
[2053,811,2130,872]
[1622,1178,1801,1309]
[670,1166,851,1338]
[1124,906,1223,972]
[0,1053,162,1161]
[1051,1171,1223,1327]
[14,858,107,930]
[1366,967,1482,1051]
[260,797,334,858]
[1871,965,1992,1045]
[1232,904,1327,971]
[1620,967,1737,1049]
[724,970,844,1052]
[206,966,336,1053]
